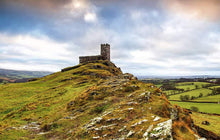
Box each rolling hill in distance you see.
[0,68,52,83]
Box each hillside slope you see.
[0,61,210,139]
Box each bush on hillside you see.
[199,93,203,98]
[90,104,109,114]
[190,106,199,112]
[191,96,196,100]
[195,85,199,89]
[180,95,190,101]
[216,79,220,84]
[217,87,220,94]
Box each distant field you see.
[191,112,220,136]
[209,85,220,89]
[176,82,210,90]
[169,88,212,100]
[170,101,220,114]
[176,82,210,86]
[155,84,162,88]
[193,94,220,102]
[176,85,194,90]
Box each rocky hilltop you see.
[0,61,209,139]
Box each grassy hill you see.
[0,61,218,139]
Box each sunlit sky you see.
[0,0,220,76]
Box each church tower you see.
[101,43,110,61]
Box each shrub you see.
[195,85,199,89]
[180,95,190,101]
[190,106,199,112]
[94,106,105,113]
[180,95,183,101]
[185,95,190,100]
[91,104,109,114]
[41,123,58,131]
[212,88,216,95]
[216,87,220,94]
[191,96,195,100]
[199,93,203,98]
[216,79,220,84]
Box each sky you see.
[0,0,220,76]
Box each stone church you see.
[79,44,110,63]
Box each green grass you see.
[209,85,220,89]
[193,94,220,102]
[170,101,220,114]
[176,82,210,90]
[0,64,96,128]
[0,76,91,121]
[155,84,162,88]
[169,88,212,100]
[176,85,195,90]
[191,112,220,136]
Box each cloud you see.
[163,0,220,21]
[96,6,220,76]
[0,62,62,72]
[0,33,77,71]
[0,0,220,76]
[84,12,97,22]
[0,0,97,40]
